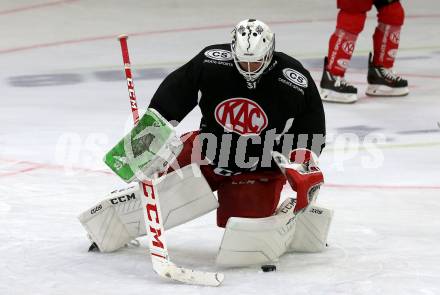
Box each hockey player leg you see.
[215,172,286,228]
[216,198,297,267]
[79,185,139,252]
[78,164,218,252]
[213,172,291,266]
[372,0,405,69]
[327,10,368,76]
[272,149,333,252]
[367,0,408,96]
[216,203,334,265]
[289,204,333,252]
[321,1,371,103]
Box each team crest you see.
[215,98,268,136]
[390,31,400,45]
[342,40,355,55]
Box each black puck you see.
[261,264,276,272]
[88,242,99,252]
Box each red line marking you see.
[402,14,440,19]
[310,76,418,88]
[0,0,79,16]
[0,164,43,177]
[41,163,114,175]
[1,157,439,190]
[324,183,440,190]
[400,73,440,79]
[151,253,166,259]
[309,67,440,80]
[0,158,112,177]
[1,13,439,54]
[0,34,118,54]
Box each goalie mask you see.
[231,19,275,85]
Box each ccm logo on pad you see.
[204,49,233,61]
[282,68,308,88]
[215,98,268,136]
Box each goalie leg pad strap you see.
[79,164,218,252]
[216,198,297,267]
[288,204,333,253]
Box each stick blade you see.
[153,259,224,287]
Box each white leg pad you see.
[79,197,136,252]
[78,164,218,252]
[288,204,333,253]
[216,198,297,267]
[155,164,219,229]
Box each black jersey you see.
[149,43,326,174]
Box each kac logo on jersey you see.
[204,49,233,61]
[282,68,308,88]
[215,98,268,136]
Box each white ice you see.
[0,0,439,294]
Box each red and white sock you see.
[326,29,358,76]
[373,1,405,68]
[326,10,367,76]
[373,23,401,68]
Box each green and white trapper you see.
[103,108,182,183]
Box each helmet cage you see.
[231,20,275,82]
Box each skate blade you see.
[366,84,409,97]
[320,88,358,103]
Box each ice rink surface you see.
[1,0,439,294]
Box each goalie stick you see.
[117,34,224,287]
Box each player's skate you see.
[366,53,409,97]
[320,57,358,103]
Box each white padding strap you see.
[216,198,297,267]
[288,204,333,253]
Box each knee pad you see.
[336,10,368,34]
[288,204,333,253]
[216,198,297,266]
[377,1,405,26]
[337,0,373,13]
[216,173,285,227]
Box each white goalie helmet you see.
[231,19,275,83]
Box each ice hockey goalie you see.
[79,19,333,267]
